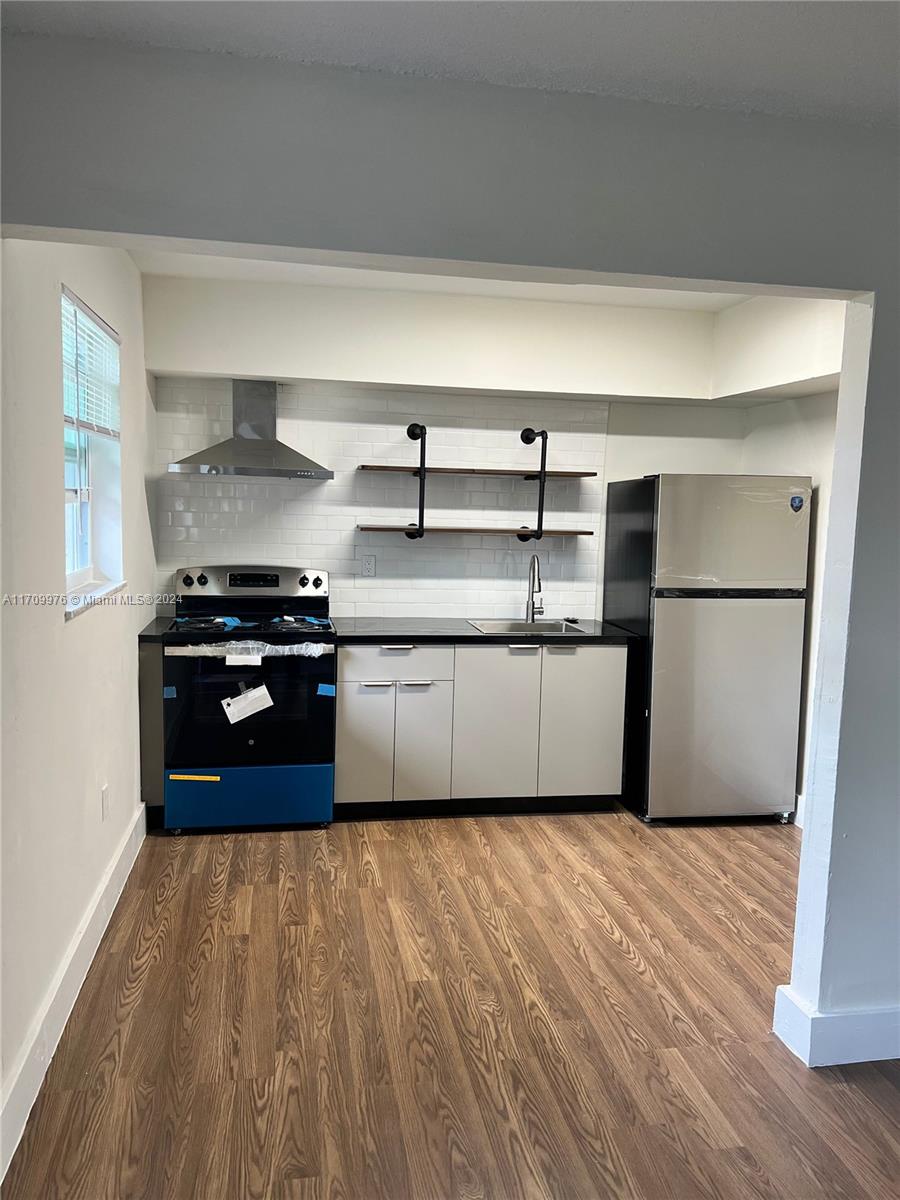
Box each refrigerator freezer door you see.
[647,597,805,817]
[655,474,811,589]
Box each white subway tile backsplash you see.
[153,379,609,618]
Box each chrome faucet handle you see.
[532,580,544,619]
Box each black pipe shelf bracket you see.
[405,423,427,538]
[517,427,549,542]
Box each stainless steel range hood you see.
[167,380,333,480]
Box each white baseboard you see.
[1,805,145,1179]
[774,984,900,1067]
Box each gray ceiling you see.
[3,1,899,127]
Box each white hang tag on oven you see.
[225,654,262,666]
[222,684,273,724]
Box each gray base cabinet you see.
[335,682,396,804]
[451,645,542,799]
[337,639,628,806]
[335,647,455,804]
[394,681,453,802]
[538,645,627,796]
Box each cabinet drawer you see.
[338,643,454,683]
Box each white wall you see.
[3,32,898,1063]
[153,378,607,619]
[155,381,831,629]
[144,275,715,399]
[713,297,846,398]
[142,273,844,403]
[605,402,746,480]
[741,393,839,826]
[0,240,154,1168]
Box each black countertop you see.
[138,616,173,643]
[140,615,636,645]
[333,617,635,644]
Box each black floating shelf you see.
[357,524,593,537]
[357,464,596,480]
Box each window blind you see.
[62,288,121,439]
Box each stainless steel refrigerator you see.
[604,474,812,820]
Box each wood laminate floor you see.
[4,811,899,1199]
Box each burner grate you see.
[170,614,333,635]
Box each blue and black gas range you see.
[139,565,336,831]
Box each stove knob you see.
[196,573,208,587]
[299,574,309,588]
[182,574,194,588]
[312,576,323,589]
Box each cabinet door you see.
[335,682,395,804]
[451,645,541,799]
[538,645,627,797]
[393,681,453,802]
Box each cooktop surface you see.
[168,614,335,636]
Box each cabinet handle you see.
[398,680,433,686]
[361,681,394,688]
[508,644,541,650]
[381,644,415,650]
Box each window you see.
[62,288,123,603]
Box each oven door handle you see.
[164,643,335,657]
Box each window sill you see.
[65,579,127,621]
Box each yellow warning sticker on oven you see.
[168,774,221,782]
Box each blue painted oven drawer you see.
[164,763,333,829]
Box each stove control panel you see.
[175,566,329,598]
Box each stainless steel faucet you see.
[526,554,544,622]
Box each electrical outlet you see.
[100,784,109,822]
[362,554,376,578]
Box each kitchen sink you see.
[467,619,584,635]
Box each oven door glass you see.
[164,648,335,768]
